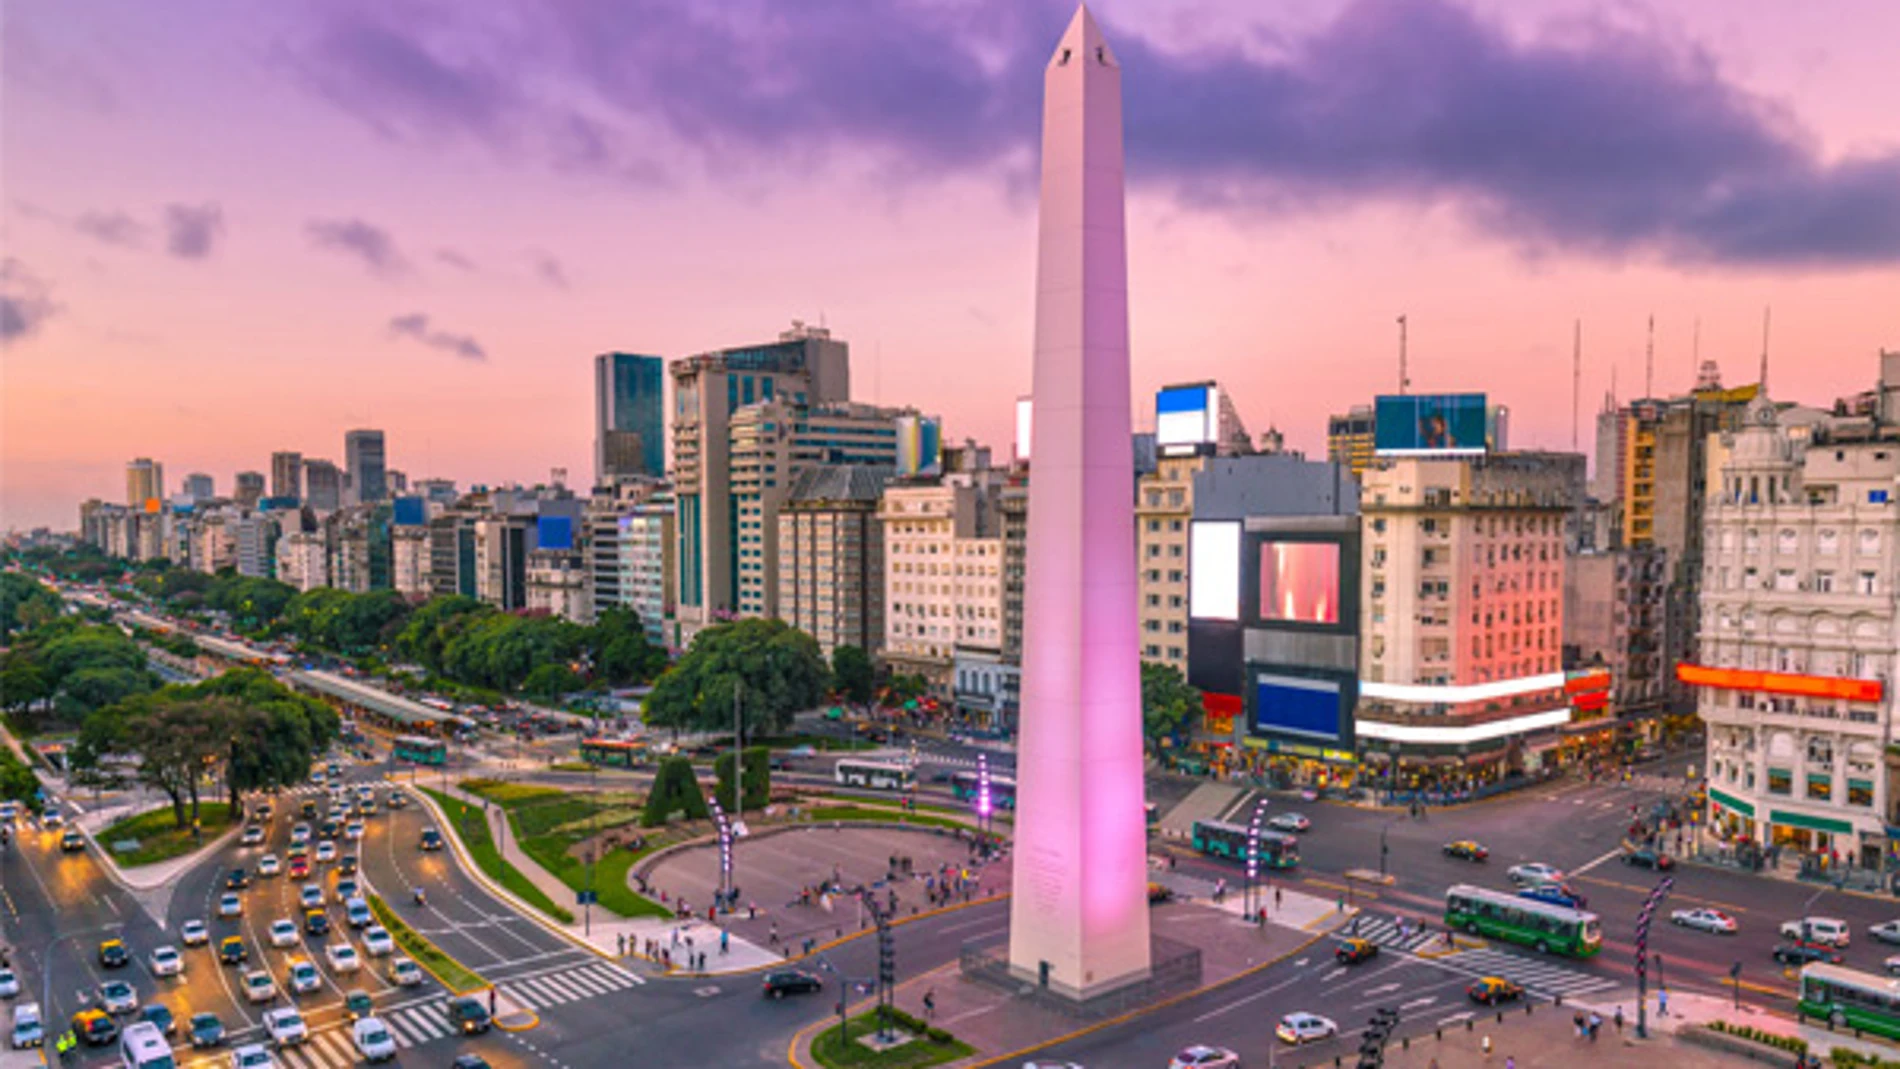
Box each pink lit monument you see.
[1007,4,1152,999]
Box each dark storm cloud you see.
[294,0,1900,267]
[387,312,487,361]
[308,218,412,276]
[164,203,224,259]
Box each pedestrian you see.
[769,923,780,946]
[1613,1006,1623,1032]
[748,900,758,920]
[1506,1058,1515,1069]
[618,933,627,957]
[1275,887,1283,910]
[923,988,936,1021]
[1573,1011,1585,1038]
[720,929,729,954]
[1659,986,1669,1017]
[1588,1012,1601,1041]
[489,987,497,1017]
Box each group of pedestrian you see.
[1572,1009,1604,1040]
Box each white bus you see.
[834,759,916,791]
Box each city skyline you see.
[5,0,1898,532]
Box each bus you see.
[1798,963,1900,1039]
[834,760,916,791]
[949,771,1017,810]
[1444,884,1601,957]
[392,735,447,766]
[579,738,650,769]
[1190,819,1299,869]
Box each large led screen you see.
[1156,384,1216,447]
[1257,541,1339,624]
[1374,393,1488,455]
[1189,521,1240,621]
[1254,673,1344,741]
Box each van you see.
[118,1019,175,1068]
[10,1002,43,1049]
[1781,916,1851,947]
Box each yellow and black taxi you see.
[218,936,249,966]
[98,939,130,969]
[1147,882,1174,905]
[1442,841,1489,862]
[305,909,331,937]
[1335,937,1379,965]
[1467,976,1523,1005]
[71,1008,119,1047]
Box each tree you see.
[0,662,49,715]
[591,609,667,686]
[194,668,340,809]
[111,695,236,827]
[523,663,579,702]
[831,646,875,707]
[0,573,61,637]
[394,595,492,671]
[641,756,710,826]
[885,673,928,707]
[1140,662,1202,752]
[639,619,829,746]
[57,666,157,720]
[714,746,771,811]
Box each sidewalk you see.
[1687,822,1899,902]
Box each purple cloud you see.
[388,312,486,361]
[308,217,411,276]
[529,251,568,290]
[74,211,146,248]
[1,259,59,342]
[165,203,224,259]
[292,0,1900,267]
[435,248,478,271]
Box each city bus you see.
[834,759,916,791]
[1798,963,1900,1039]
[578,738,650,769]
[1444,884,1601,957]
[1190,819,1299,869]
[392,735,447,766]
[949,771,1017,810]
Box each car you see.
[0,969,17,998]
[1443,840,1489,861]
[1873,920,1900,946]
[448,996,491,1034]
[100,939,131,968]
[241,969,277,1003]
[230,1042,276,1068]
[345,821,365,841]
[387,792,408,810]
[305,910,330,936]
[1774,942,1844,966]
[1672,908,1739,934]
[1267,812,1311,833]
[1170,1046,1242,1068]
[219,892,244,918]
[357,925,395,957]
[346,898,373,929]
[72,1007,118,1046]
[241,826,266,846]
[10,1002,43,1049]
[339,854,359,876]
[150,945,184,977]
[344,990,374,1021]
[762,970,823,998]
[1623,847,1676,870]
[1507,862,1565,886]
[315,841,337,863]
[1518,883,1586,909]
[420,828,444,851]
[60,829,86,852]
[220,936,249,965]
[139,1003,176,1036]
[41,807,63,828]
[337,878,360,900]
[387,957,424,987]
[189,1011,225,1048]
[1276,1012,1338,1045]
[450,1056,491,1069]
[308,771,325,788]
[263,1007,307,1047]
[358,797,378,815]
[352,1017,398,1062]
[286,960,321,995]
[269,920,300,948]
[300,884,325,910]
[1335,937,1379,965]
[182,920,210,947]
[287,856,310,880]
[227,868,251,889]
[1147,882,1175,905]
[1780,917,1851,947]
[254,801,274,821]
[299,800,318,822]
[1468,976,1524,1004]
[320,820,339,841]
[326,943,362,973]
[290,825,311,849]
[258,854,281,877]
[98,979,139,1014]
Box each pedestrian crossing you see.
[1346,915,1445,954]
[495,959,645,1009]
[1350,913,1619,1001]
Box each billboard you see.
[1014,396,1033,463]
[1156,384,1218,451]
[895,415,942,477]
[1257,541,1339,625]
[392,496,427,527]
[1374,393,1488,455]
[536,515,574,551]
[1252,668,1353,746]
[1188,521,1240,621]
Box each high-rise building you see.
[595,352,666,485]
[126,458,165,510]
[232,512,281,579]
[669,321,851,642]
[391,526,431,596]
[271,452,304,501]
[526,547,590,622]
[304,460,342,511]
[386,469,407,495]
[427,512,478,599]
[275,530,329,591]
[879,473,1003,695]
[182,473,215,503]
[776,465,892,659]
[233,471,265,508]
[474,514,532,610]
[345,429,388,504]
[1326,405,1377,478]
[998,479,1029,725]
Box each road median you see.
[366,891,487,995]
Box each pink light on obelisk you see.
[1007,3,1152,999]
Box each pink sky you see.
[3,0,1896,532]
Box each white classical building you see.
[1693,392,1900,871]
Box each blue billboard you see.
[536,515,574,551]
[1156,383,1217,450]
[1374,393,1488,455]
[1250,666,1355,748]
[392,496,427,527]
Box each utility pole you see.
[1396,315,1409,395]
[1571,319,1582,451]
[1644,314,1655,400]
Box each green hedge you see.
[418,787,575,924]
[713,746,770,810]
[810,1008,972,1068]
[1707,1021,1809,1055]
[643,756,709,826]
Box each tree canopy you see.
[831,646,875,707]
[642,618,829,745]
[1140,661,1203,751]
[0,573,61,637]
[1,620,161,728]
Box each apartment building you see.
[776,465,892,659]
[879,473,1002,697]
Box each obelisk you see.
[1007,3,1152,999]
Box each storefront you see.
[1767,808,1855,862]
[1240,737,1359,791]
[1706,787,1757,842]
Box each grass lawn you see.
[756,733,877,753]
[99,802,236,867]
[805,803,986,835]
[459,779,670,920]
[418,787,575,924]
[810,1012,973,1069]
[366,892,486,994]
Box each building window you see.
[1807,775,1831,801]
[1775,568,1797,591]
[1776,529,1798,554]
[1816,571,1834,593]
[1860,529,1881,556]
[1767,768,1792,796]
[1849,781,1875,807]
[1860,571,1879,595]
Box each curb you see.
[492,1010,540,1033]
[81,806,242,898]
[366,892,489,996]
[633,809,996,882]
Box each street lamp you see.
[1244,796,1270,923]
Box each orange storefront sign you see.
[1676,663,1884,704]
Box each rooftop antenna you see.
[1760,306,1772,394]
[1571,319,1582,451]
[1692,316,1701,388]
[1397,314,1409,395]
[1644,314,1655,400]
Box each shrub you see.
[642,756,709,826]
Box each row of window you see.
[1721,526,1886,556]
[1141,644,1186,660]
[1714,566,1881,595]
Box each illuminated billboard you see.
[1252,667,1354,746]
[1258,541,1339,625]
[1188,521,1240,621]
[1374,393,1488,455]
[896,415,942,477]
[1015,396,1033,463]
[1156,383,1218,451]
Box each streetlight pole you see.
[585,760,597,937]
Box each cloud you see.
[435,247,478,271]
[308,217,412,276]
[387,312,487,361]
[529,251,568,289]
[1,259,59,342]
[290,0,1900,267]
[165,203,224,259]
[74,211,147,248]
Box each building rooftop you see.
[786,464,894,505]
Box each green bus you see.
[579,738,649,769]
[950,771,1017,809]
[392,735,446,766]
[1798,963,1900,1039]
[1444,884,1601,957]
[1190,819,1299,868]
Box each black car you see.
[188,1012,225,1048]
[419,829,445,852]
[320,820,339,840]
[1622,848,1676,871]
[301,800,319,820]
[139,1004,176,1037]
[448,997,491,1034]
[762,970,823,998]
[340,854,359,875]
[226,868,251,889]
[305,911,331,936]
[99,940,130,968]
[1773,942,1843,966]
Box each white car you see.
[1170,1045,1242,1068]
[150,945,184,977]
[1507,862,1566,887]
[346,898,373,929]
[219,893,244,918]
[1267,812,1311,833]
[286,960,321,995]
[299,884,324,910]
[181,920,210,947]
[229,1042,275,1068]
[241,969,277,1003]
[1671,908,1738,934]
[290,824,310,846]
[241,826,266,846]
[263,1007,307,1047]
[345,822,365,841]
[314,842,337,864]
[362,926,394,957]
[258,854,281,877]
[1276,1012,1338,1045]
[351,1017,398,1062]
[98,979,139,1014]
[0,969,19,998]
[269,920,300,949]
[1781,916,1851,947]
[326,944,361,974]
[1872,920,1900,945]
[387,957,423,987]
[10,1002,43,1049]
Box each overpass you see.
[287,669,476,732]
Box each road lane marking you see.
[1568,847,1628,878]
[1363,982,1402,996]
[1401,995,1438,1010]
[1189,972,1310,1023]
[1438,1011,1473,1026]
[1320,968,1346,983]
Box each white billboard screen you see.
[1189,521,1241,621]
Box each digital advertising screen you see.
[1189,521,1241,621]
[1156,384,1216,448]
[392,496,427,527]
[536,515,574,551]
[1253,672,1347,743]
[1373,393,1488,455]
[1257,541,1340,625]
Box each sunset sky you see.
[4,0,1896,531]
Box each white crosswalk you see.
[1350,913,1619,1000]
[1346,915,1444,954]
